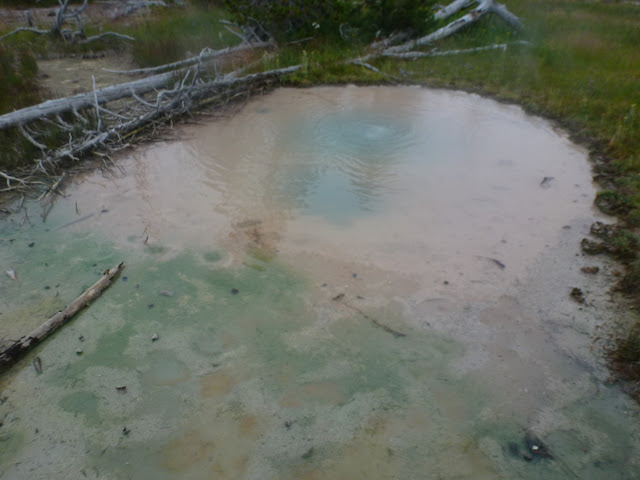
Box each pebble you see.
[151,333,159,342]
[75,349,83,355]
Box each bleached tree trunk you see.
[387,0,521,54]
[434,0,474,20]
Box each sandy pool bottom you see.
[0,86,639,479]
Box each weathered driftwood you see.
[434,0,474,20]
[108,0,168,21]
[103,41,272,75]
[381,40,531,59]
[386,0,522,54]
[0,40,277,131]
[45,64,301,166]
[0,69,186,130]
[349,0,522,76]
[0,262,124,372]
[0,0,133,44]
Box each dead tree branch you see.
[80,32,136,43]
[387,0,522,54]
[103,42,272,75]
[0,27,50,41]
[0,262,125,372]
[0,0,134,44]
[434,0,474,20]
[382,40,531,59]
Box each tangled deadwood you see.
[350,0,524,69]
[0,0,135,44]
[0,42,299,193]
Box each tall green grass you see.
[126,5,241,67]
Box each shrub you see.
[0,44,40,115]
[221,0,437,42]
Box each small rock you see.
[122,276,128,282]
[284,420,291,429]
[159,290,173,297]
[28,242,35,247]
[301,447,314,460]
[570,287,585,303]
[443,280,449,285]
[581,266,599,274]
[79,335,84,341]
[116,385,127,393]
[151,333,159,342]
[352,273,357,279]
[524,431,553,459]
[230,288,239,295]
[75,349,83,355]
[122,427,130,436]
[332,293,345,301]
[540,176,554,188]
[148,303,154,309]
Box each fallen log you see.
[0,42,275,131]
[36,64,302,166]
[381,40,531,59]
[0,261,124,372]
[386,0,522,54]
[103,41,272,76]
[0,69,186,130]
[434,0,474,20]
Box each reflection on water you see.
[284,111,415,221]
[1,86,640,479]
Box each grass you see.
[123,5,240,67]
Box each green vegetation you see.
[222,0,436,41]
[0,44,40,113]
[126,5,240,67]
[0,44,41,170]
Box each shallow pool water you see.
[1,86,639,479]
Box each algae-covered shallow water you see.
[1,86,639,479]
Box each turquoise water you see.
[1,86,639,479]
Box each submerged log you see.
[0,262,124,373]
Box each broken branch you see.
[0,262,125,372]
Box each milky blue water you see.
[0,86,638,479]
